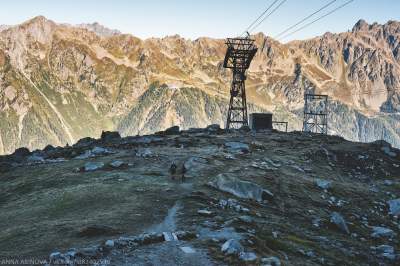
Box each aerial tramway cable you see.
[274,0,338,39]
[241,0,280,36]
[278,0,355,41]
[248,0,288,34]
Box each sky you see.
[0,0,399,42]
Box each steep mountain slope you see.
[0,16,399,154]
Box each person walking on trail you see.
[181,163,187,182]
[169,162,177,180]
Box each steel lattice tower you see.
[223,37,258,129]
[303,94,328,134]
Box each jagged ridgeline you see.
[0,16,399,154]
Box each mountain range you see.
[0,16,399,154]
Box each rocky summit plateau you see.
[0,16,400,155]
[0,126,399,265]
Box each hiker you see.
[169,162,177,180]
[181,163,187,182]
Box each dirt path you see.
[106,201,217,266]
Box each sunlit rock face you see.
[0,16,399,154]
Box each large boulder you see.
[164,126,180,135]
[13,147,30,157]
[315,179,332,190]
[371,245,396,261]
[83,162,105,172]
[43,144,56,153]
[101,131,121,143]
[388,198,400,216]
[224,142,250,153]
[261,256,281,266]
[371,226,396,238]
[74,137,96,148]
[381,146,397,157]
[221,239,244,255]
[209,174,273,202]
[330,212,350,234]
[206,124,222,133]
[239,251,257,262]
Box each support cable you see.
[278,0,355,41]
[248,0,288,34]
[274,0,337,39]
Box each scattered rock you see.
[238,215,254,224]
[83,162,105,172]
[371,226,396,238]
[101,131,121,142]
[209,174,273,202]
[381,146,397,157]
[388,198,400,216]
[251,161,277,170]
[163,232,178,241]
[224,142,250,153]
[261,256,281,266]
[312,218,322,227]
[75,246,100,258]
[136,232,164,245]
[136,148,153,158]
[180,246,196,254]
[221,239,244,255]
[197,209,213,216]
[384,180,394,186]
[371,245,396,261]
[27,154,45,163]
[114,236,138,248]
[207,124,221,133]
[105,239,114,248]
[218,198,250,213]
[75,146,113,159]
[239,251,257,261]
[330,212,350,234]
[110,160,125,168]
[305,250,316,257]
[92,146,110,155]
[315,179,332,190]
[49,251,63,262]
[239,125,251,132]
[175,230,197,240]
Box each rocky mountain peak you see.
[0,25,10,32]
[76,22,121,37]
[352,19,369,32]
[21,15,55,29]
